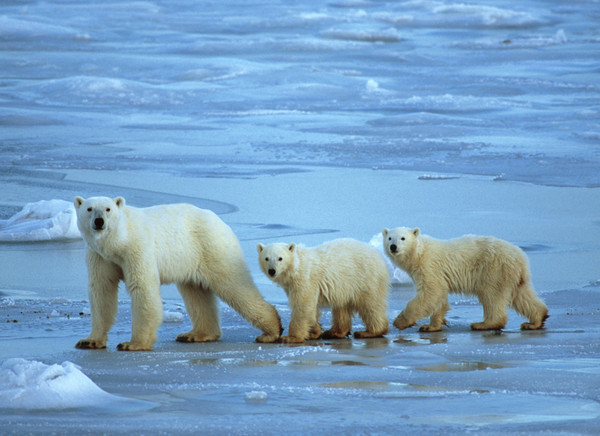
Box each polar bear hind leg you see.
[470,291,508,331]
[512,280,549,330]
[176,283,222,342]
[211,270,282,343]
[354,300,388,338]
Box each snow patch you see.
[245,390,268,402]
[0,358,153,411]
[163,310,185,323]
[0,200,81,242]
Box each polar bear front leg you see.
[118,268,163,351]
[282,310,312,343]
[470,292,507,331]
[419,299,450,332]
[76,251,120,350]
[282,291,318,343]
[394,282,445,331]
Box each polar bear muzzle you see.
[93,217,105,231]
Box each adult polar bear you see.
[383,227,548,332]
[74,196,282,351]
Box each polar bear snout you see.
[93,217,105,231]
[268,268,276,277]
[389,244,398,254]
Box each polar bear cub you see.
[257,238,390,343]
[383,227,548,332]
[74,196,282,351]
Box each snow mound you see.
[0,199,81,242]
[0,358,152,411]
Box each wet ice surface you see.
[1,290,600,434]
[1,0,600,433]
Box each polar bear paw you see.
[393,314,417,331]
[418,324,443,332]
[470,321,505,331]
[75,339,106,349]
[116,341,153,351]
[255,333,280,343]
[176,332,220,343]
[320,329,351,339]
[353,330,386,339]
[308,323,323,340]
[279,335,305,344]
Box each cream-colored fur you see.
[257,238,389,343]
[383,227,548,332]
[74,196,281,351]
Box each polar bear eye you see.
[388,237,392,241]
[87,207,92,212]
[106,208,111,212]
[401,237,405,241]
[278,257,283,261]
[265,257,269,262]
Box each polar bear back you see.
[126,204,246,285]
[421,235,528,293]
[296,238,389,306]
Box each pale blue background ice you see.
[1,0,599,434]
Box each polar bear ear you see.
[114,197,125,208]
[288,243,296,252]
[382,228,389,237]
[74,196,85,209]
[412,228,420,237]
[257,243,264,253]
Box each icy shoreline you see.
[1,166,599,434]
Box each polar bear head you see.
[256,242,296,282]
[74,196,125,237]
[382,227,420,259]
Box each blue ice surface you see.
[0,0,599,434]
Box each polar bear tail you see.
[511,268,548,330]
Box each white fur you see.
[257,238,389,343]
[74,196,281,351]
[383,227,548,332]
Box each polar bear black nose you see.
[94,218,105,230]
[390,244,397,253]
[268,268,276,277]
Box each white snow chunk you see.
[0,200,81,242]
[0,358,153,411]
[163,311,184,323]
[245,391,268,402]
